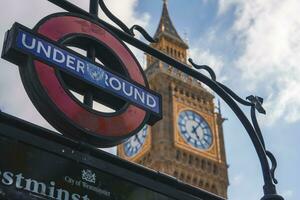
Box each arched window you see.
[195,158,199,167]
[213,164,218,175]
[205,182,210,189]
[207,161,212,173]
[211,184,218,194]
[176,150,181,160]
[180,172,184,180]
[198,179,204,187]
[201,160,206,170]
[193,177,197,185]
[187,175,191,183]
[188,154,193,165]
[174,171,178,177]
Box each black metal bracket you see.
[98,0,156,43]
[45,0,284,199]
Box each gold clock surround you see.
[117,127,151,162]
[174,100,221,162]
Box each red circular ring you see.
[34,14,147,138]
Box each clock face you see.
[124,125,148,157]
[177,110,213,150]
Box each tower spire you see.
[153,0,188,48]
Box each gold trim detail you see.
[117,126,151,162]
[173,100,220,162]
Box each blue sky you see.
[0,0,299,199]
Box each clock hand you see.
[132,136,138,144]
[191,126,196,133]
[191,126,201,140]
[202,138,210,146]
[135,135,142,144]
[194,123,201,130]
[133,136,137,142]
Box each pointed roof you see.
[154,0,188,48]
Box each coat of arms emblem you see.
[82,169,96,183]
[87,63,105,82]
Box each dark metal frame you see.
[0,112,225,200]
[24,0,283,199]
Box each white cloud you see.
[281,189,294,199]
[98,0,150,68]
[100,0,150,28]
[189,47,226,82]
[218,0,239,15]
[218,0,300,124]
[231,173,244,186]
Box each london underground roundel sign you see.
[2,13,162,147]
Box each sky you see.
[0,0,299,199]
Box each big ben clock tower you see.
[118,0,229,198]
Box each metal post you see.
[83,0,99,107]
[89,0,99,16]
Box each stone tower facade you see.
[118,1,229,198]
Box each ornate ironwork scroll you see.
[46,0,284,199]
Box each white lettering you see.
[122,82,133,96]
[56,188,69,200]
[147,95,157,108]
[37,41,51,58]
[104,74,109,87]
[64,176,75,185]
[19,32,159,113]
[77,60,85,74]
[25,178,47,195]
[2,172,14,185]
[0,170,91,200]
[82,195,90,200]
[21,33,36,49]
[48,181,56,198]
[71,193,81,200]
[15,173,24,189]
[53,48,65,63]
[134,88,145,104]
[2,171,13,185]
[109,77,122,91]
[66,55,75,70]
